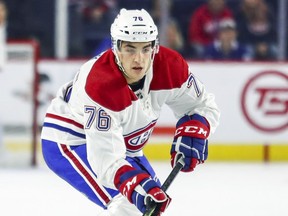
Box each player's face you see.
[117,41,153,84]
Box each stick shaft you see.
[143,157,185,216]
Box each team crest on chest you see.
[123,120,157,152]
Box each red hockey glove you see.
[170,114,210,172]
[114,165,171,215]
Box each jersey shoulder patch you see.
[150,46,189,90]
[85,50,137,112]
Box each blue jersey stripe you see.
[43,122,86,139]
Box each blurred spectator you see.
[235,0,277,60]
[188,0,234,58]
[165,18,185,55]
[0,0,7,71]
[253,41,276,61]
[150,0,185,55]
[91,37,111,56]
[81,0,118,56]
[150,0,171,25]
[203,19,252,61]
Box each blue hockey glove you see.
[114,165,171,215]
[170,114,210,172]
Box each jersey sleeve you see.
[152,47,220,134]
[166,70,220,134]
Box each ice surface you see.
[1,162,288,216]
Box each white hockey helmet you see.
[111,8,159,50]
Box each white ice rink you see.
[1,161,288,216]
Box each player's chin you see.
[132,71,145,79]
[131,68,144,75]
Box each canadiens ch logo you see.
[241,70,288,132]
[124,121,156,152]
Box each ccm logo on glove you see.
[174,120,209,139]
[122,175,137,197]
[170,114,210,172]
[115,165,171,214]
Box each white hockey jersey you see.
[41,46,220,189]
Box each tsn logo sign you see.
[241,70,288,132]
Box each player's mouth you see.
[132,67,143,73]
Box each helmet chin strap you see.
[112,39,128,77]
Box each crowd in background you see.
[0,0,6,71]
[1,0,284,61]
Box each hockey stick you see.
[143,155,185,216]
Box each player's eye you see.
[142,47,152,54]
[125,48,136,54]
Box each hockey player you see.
[41,8,220,216]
